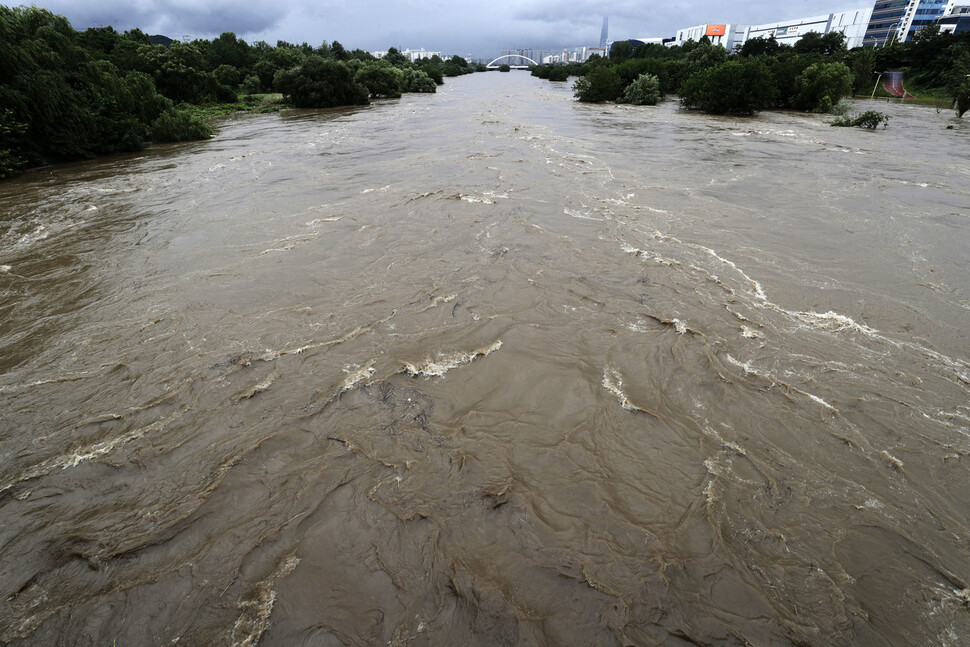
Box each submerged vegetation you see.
[831,110,891,129]
[0,6,479,179]
[531,25,970,120]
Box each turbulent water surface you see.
[2,72,970,646]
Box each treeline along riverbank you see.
[532,27,970,116]
[0,6,481,179]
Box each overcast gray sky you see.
[31,0,870,58]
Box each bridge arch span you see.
[486,54,539,68]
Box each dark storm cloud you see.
[40,0,283,36]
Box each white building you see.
[371,49,441,62]
[742,8,872,49]
[670,8,872,51]
[673,24,747,50]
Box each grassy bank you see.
[179,93,290,122]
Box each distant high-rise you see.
[600,16,609,48]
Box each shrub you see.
[213,64,241,90]
[150,107,212,142]
[401,68,436,93]
[831,110,890,128]
[273,57,369,108]
[548,67,570,82]
[680,59,777,115]
[792,62,853,112]
[499,64,511,72]
[354,62,403,98]
[956,79,970,117]
[573,66,623,102]
[622,73,662,105]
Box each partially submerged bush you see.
[956,79,970,118]
[831,110,890,129]
[573,66,623,102]
[548,67,570,82]
[355,61,403,98]
[622,73,662,105]
[680,59,777,115]
[401,68,436,93]
[151,108,212,142]
[792,62,853,112]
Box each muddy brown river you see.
[2,72,970,646]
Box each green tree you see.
[680,59,778,115]
[401,68,436,92]
[573,66,623,102]
[150,107,212,142]
[213,64,241,89]
[610,41,634,61]
[738,36,783,57]
[548,67,570,82]
[273,56,369,108]
[792,62,853,112]
[793,31,847,58]
[622,73,662,105]
[330,40,349,61]
[384,47,407,66]
[354,61,403,98]
[207,32,252,70]
[685,42,728,75]
[956,78,970,117]
[846,46,877,94]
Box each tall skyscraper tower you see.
[600,16,609,48]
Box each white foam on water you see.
[1,418,168,494]
[741,326,762,339]
[880,450,904,470]
[259,233,318,255]
[360,185,390,194]
[305,216,341,226]
[0,265,10,273]
[602,367,639,412]
[404,340,502,377]
[459,194,495,204]
[15,225,50,248]
[229,553,300,647]
[236,373,277,401]
[725,355,835,411]
[341,362,375,391]
[621,245,680,267]
[672,319,688,335]
[793,310,876,335]
[564,207,603,221]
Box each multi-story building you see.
[673,24,747,50]
[742,8,872,49]
[862,0,956,46]
[668,10,871,51]
[938,3,970,33]
[370,49,442,62]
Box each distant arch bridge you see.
[486,54,538,69]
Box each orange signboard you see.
[706,24,727,36]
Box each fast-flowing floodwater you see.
[2,72,969,646]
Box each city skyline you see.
[30,0,881,57]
